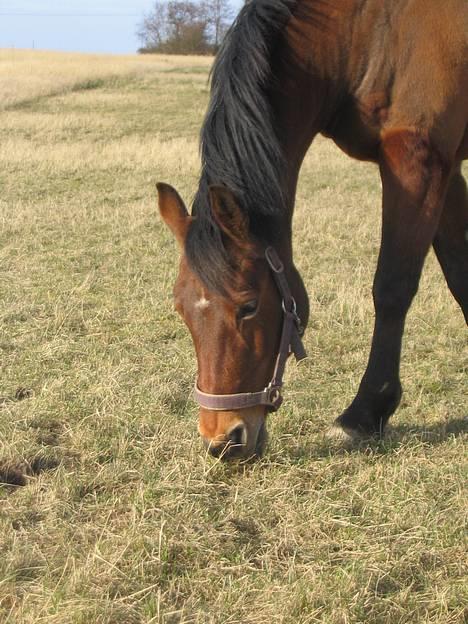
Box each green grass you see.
[0,51,467,624]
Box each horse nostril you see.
[203,425,247,459]
[207,443,223,458]
[227,424,247,447]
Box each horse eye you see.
[238,299,258,319]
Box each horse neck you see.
[266,81,337,265]
[271,2,347,222]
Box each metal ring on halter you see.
[265,247,284,273]
[267,385,282,406]
[282,297,297,315]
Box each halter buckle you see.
[282,298,304,336]
[266,384,283,411]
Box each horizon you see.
[0,0,242,55]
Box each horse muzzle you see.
[198,407,268,460]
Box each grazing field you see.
[0,49,466,624]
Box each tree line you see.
[137,0,234,55]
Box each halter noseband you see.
[193,247,307,413]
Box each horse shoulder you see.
[324,0,468,163]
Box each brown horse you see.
[158,0,468,460]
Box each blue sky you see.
[0,0,240,54]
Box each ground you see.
[0,49,466,624]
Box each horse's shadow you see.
[282,415,468,461]
[389,415,467,440]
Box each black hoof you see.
[334,411,386,439]
[334,382,402,439]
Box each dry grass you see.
[0,49,212,110]
[0,50,467,624]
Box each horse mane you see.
[185,0,298,294]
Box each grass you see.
[0,49,467,624]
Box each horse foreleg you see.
[335,129,452,437]
[433,166,468,324]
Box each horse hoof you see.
[332,412,386,441]
[326,422,360,443]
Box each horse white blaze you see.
[195,296,210,310]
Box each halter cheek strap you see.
[193,246,307,413]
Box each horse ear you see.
[157,183,190,246]
[209,186,250,248]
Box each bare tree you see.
[202,0,234,49]
[167,1,202,40]
[137,0,234,54]
[137,1,169,51]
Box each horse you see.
[158,0,468,460]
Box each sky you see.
[0,0,240,54]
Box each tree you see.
[202,0,233,50]
[137,2,169,51]
[137,0,234,55]
[167,1,201,40]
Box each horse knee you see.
[380,129,450,205]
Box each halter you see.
[193,247,307,412]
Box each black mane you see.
[185,0,297,293]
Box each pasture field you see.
[0,50,467,623]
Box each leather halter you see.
[193,247,307,412]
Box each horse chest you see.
[323,94,388,163]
